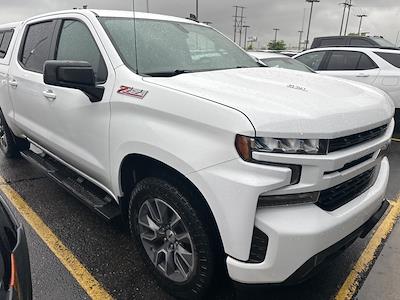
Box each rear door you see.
[318,50,380,85]
[8,20,56,149]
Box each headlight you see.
[235,135,328,160]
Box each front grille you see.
[248,227,269,263]
[317,168,376,211]
[327,125,387,153]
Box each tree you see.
[246,43,254,50]
[268,40,287,50]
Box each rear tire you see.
[129,177,216,299]
[0,110,29,158]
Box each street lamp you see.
[273,28,280,43]
[243,25,250,49]
[305,0,320,50]
[357,14,367,35]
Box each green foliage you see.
[268,40,287,50]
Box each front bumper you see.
[226,157,389,284]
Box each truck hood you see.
[144,67,394,138]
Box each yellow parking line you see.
[391,138,400,142]
[335,200,400,300]
[0,176,113,300]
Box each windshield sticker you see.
[117,86,148,99]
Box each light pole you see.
[243,25,250,49]
[196,0,199,20]
[305,0,320,50]
[357,14,367,35]
[273,28,280,43]
[344,0,353,35]
[339,1,348,35]
[298,30,304,50]
[146,0,149,13]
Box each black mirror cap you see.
[43,60,104,102]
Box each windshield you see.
[370,37,397,48]
[261,57,313,73]
[100,17,259,76]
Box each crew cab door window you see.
[56,20,107,83]
[295,51,326,70]
[20,21,54,73]
[325,51,377,71]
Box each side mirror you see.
[43,60,104,102]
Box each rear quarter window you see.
[375,52,400,68]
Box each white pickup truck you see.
[0,9,395,299]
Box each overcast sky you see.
[1,0,400,49]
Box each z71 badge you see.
[117,86,148,99]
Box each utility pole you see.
[238,7,245,47]
[344,0,353,35]
[146,0,149,13]
[233,6,245,45]
[298,30,304,50]
[357,14,367,35]
[273,28,280,43]
[339,1,348,35]
[195,0,199,20]
[395,31,400,47]
[305,0,320,50]
[243,25,250,49]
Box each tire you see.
[129,177,216,299]
[0,110,29,158]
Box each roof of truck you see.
[23,9,203,26]
[0,22,22,30]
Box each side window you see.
[374,52,400,68]
[325,51,361,71]
[350,38,374,47]
[357,53,378,70]
[20,22,54,73]
[0,31,14,58]
[296,51,326,70]
[56,20,107,83]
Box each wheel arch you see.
[118,153,225,255]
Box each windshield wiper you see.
[143,70,193,77]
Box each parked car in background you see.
[0,194,32,300]
[250,51,313,72]
[311,36,398,49]
[294,47,400,130]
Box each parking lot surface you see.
[1,143,400,300]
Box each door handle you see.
[42,90,56,101]
[8,79,18,88]
[356,74,370,78]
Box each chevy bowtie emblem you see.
[287,84,307,92]
[117,86,148,99]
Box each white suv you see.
[294,47,400,127]
[0,10,394,298]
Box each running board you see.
[21,150,121,221]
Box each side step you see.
[21,150,121,221]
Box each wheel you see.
[129,177,216,299]
[0,110,29,158]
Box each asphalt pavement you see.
[1,143,400,300]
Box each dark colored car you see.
[311,36,398,50]
[0,193,32,300]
